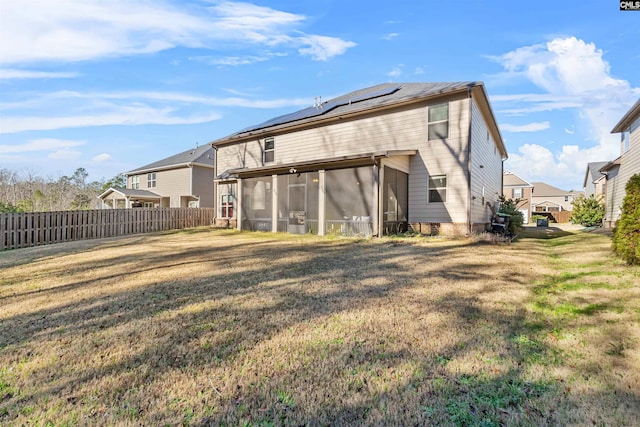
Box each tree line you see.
[0,167,125,213]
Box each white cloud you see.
[501,121,550,133]
[0,138,84,153]
[505,143,609,190]
[0,69,80,79]
[49,149,82,160]
[297,35,357,61]
[92,153,112,163]
[387,65,404,78]
[414,67,424,75]
[0,90,312,134]
[381,33,399,41]
[1,110,221,134]
[494,36,640,188]
[0,0,355,65]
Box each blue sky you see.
[1,0,639,191]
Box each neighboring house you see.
[99,145,215,208]
[531,182,583,213]
[209,82,508,237]
[583,161,609,199]
[602,98,640,228]
[502,171,534,223]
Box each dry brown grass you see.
[0,227,638,426]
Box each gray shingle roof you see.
[585,161,609,184]
[126,145,214,175]
[611,98,640,133]
[211,82,482,145]
[97,188,161,200]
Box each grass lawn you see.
[1,227,639,426]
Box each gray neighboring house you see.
[99,145,215,209]
[601,98,640,228]
[209,82,508,236]
[583,161,609,199]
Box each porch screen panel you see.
[306,172,319,234]
[325,166,374,236]
[383,167,408,234]
[276,172,319,234]
[242,177,273,231]
[277,175,288,232]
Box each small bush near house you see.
[612,174,640,265]
[570,195,605,227]
[498,195,524,235]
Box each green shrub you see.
[570,195,604,227]
[497,196,524,235]
[612,174,640,265]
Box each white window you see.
[147,172,156,188]
[428,175,447,203]
[264,137,275,164]
[513,188,522,199]
[221,194,234,218]
[131,176,139,190]
[428,103,449,140]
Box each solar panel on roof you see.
[236,85,401,135]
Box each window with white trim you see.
[428,175,447,203]
[428,103,449,140]
[221,194,234,218]
[264,137,275,164]
[131,175,139,189]
[513,187,522,199]
[147,172,156,188]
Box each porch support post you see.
[236,178,243,230]
[375,163,382,237]
[318,170,326,236]
[272,174,278,233]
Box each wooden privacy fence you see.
[0,208,216,250]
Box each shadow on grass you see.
[1,229,638,426]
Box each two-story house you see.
[209,82,508,237]
[583,161,609,199]
[99,145,215,208]
[502,171,534,223]
[602,98,640,228]
[531,182,583,213]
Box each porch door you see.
[288,183,306,234]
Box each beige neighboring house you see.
[99,145,215,209]
[502,171,534,223]
[601,98,640,228]
[583,161,609,199]
[531,182,583,213]
[209,82,508,237]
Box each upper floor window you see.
[428,103,449,140]
[147,172,156,188]
[564,195,569,202]
[428,174,447,203]
[513,188,522,199]
[264,137,275,164]
[131,175,139,190]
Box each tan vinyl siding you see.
[191,166,215,208]
[470,97,503,223]
[380,156,411,174]
[217,141,264,174]
[142,168,191,207]
[406,97,471,223]
[607,117,640,224]
[215,92,475,224]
